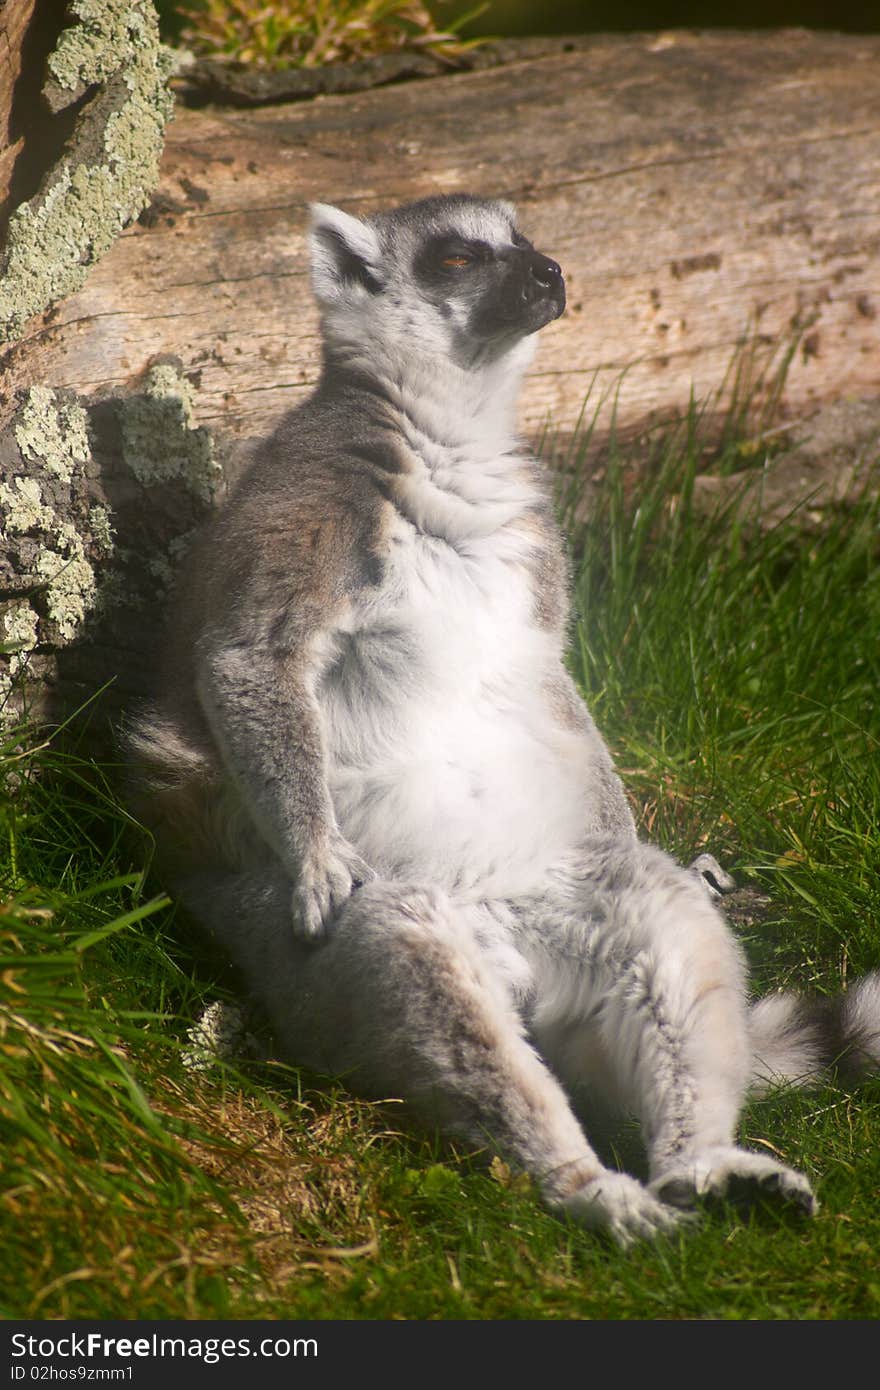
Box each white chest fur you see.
[318,452,592,900]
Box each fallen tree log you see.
[1,21,878,730]
[6,27,879,440]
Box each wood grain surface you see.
[5,28,879,445]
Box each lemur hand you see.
[291,838,376,942]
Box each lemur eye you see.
[441,254,473,269]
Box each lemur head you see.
[308,194,565,374]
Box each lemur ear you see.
[308,204,383,303]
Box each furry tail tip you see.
[749,969,880,1092]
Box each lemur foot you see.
[560,1171,696,1248]
[688,852,737,902]
[650,1146,817,1217]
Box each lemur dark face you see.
[412,226,566,345]
[309,194,566,369]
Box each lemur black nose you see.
[528,253,562,288]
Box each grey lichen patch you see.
[0,1,174,342]
[34,540,98,642]
[142,525,198,588]
[181,1001,264,1071]
[48,0,158,93]
[14,386,90,484]
[120,362,220,502]
[1,389,99,654]
[1,602,40,674]
[1,595,40,723]
[1,372,219,730]
[88,504,116,554]
[0,476,56,532]
[145,551,176,588]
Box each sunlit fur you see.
[128,195,879,1246]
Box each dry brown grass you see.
[149,1069,401,1297]
[176,1,476,70]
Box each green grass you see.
[2,390,879,1319]
[158,0,484,69]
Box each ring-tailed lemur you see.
[128,194,880,1246]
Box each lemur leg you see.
[512,837,817,1215]
[174,871,686,1245]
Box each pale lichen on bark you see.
[47,0,159,91]
[14,386,91,484]
[1,602,39,680]
[0,477,55,532]
[0,367,219,726]
[0,388,104,713]
[0,0,175,342]
[120,362,220,502]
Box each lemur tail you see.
[748,970,880,1093]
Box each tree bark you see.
[1,23,878,731]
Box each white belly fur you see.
[320,518,589,899]
[329,697,590,897]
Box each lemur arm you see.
[192,498,376,941]
[195,633,373,940]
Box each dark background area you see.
[154,1,880,44]
[455,0,878,35]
